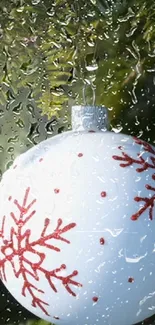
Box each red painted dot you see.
[8,196,12,201]
[39,158,43,162]
[118,146,123,150]
[152,174,155,180]
[88,130,96,133]
[53,316,60,320]
[128,277,134,283]
[13,164,17,169]
[100,237,105,245]
[54,188,60,194]
[78,153,83,157]
[92,296,98,302]
[101,191,106,198]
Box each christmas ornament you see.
[0,105,155,325]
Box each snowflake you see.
[113,137,155,221]
[0,187,82,316]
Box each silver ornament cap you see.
[71,105,109,132]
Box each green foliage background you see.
[0,0,154,144]
[0,0,155,324]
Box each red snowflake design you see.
[113,137,155,221]
[0,187,82,316]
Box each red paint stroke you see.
[8,196,12,201]
[113,138,155,220]
[0,187,82,316]
[128,277,134,283]
[39,158,43,162]
[13,164,17,169]
[53,316,60,320]
[92,296,98,302]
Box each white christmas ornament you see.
[0,105,155,325]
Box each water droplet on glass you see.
[125,253,147,264]
[112,125,123,133]
[0,109,4,117]
[32,0,40,4]
[105,228,124,237]
[90,0,96,4]
[16,118,25,129]
[86,64,98,72]
[12,103,23,115]
[8,135,19,144]
[7,147,14,153]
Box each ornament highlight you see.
[0,105,155,325]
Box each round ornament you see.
[0,105,155,325]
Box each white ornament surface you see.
[0,130,155,325]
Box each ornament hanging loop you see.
[71,105,109,132]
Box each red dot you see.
[118,146,123,150]
[152,174,155,180]
[8,196,12,201]
[39,158,43,162]
[100,237,105,245]
[92,296,98,302]
[54,188,60,194]
[128,277,134,283]
[53,316,60,320]
[101,191,106,198]
[88,130,96,133]
[78,153,83,157]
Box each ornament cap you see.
[71,105,109,132]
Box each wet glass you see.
[0,0,154,324]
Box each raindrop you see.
[87,40,95,47]
[6,161,13,170]
[112,125,123,133]
[27,104,36,118]
[0,109,4,117]
[86,63,98,71]
[125,253,147,263]
[8,135,19,144]
[16,118,25,129]
[32,0,40,4]
[45,120,55,134]
[105,228,124,237]
[12,103,23,115]
[7,147,14,153]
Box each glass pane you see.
[0,1,154,325]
